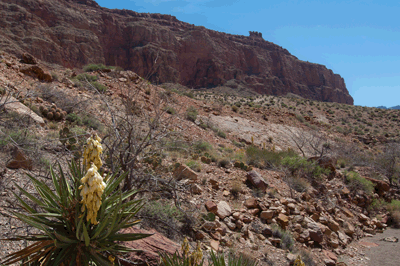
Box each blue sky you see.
[95,0,400,107]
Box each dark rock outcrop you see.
[0,0,353,104]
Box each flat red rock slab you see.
[121,227,180,266]
[359,241,379,247]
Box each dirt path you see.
[340,228,400,266]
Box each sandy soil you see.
[340,228,400,266]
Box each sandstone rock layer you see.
[0,0,353,104]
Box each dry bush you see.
[34,83,88,113]
[391,211,400,228]
[230,180,243,198]
[101,79,183,192]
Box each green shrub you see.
[295,114,305,123]
[186,106,198,122]
[91,81,107,93]
[186,160,201,172]
[193,141,213,153]
[345,171,374,195]
[216,130,226,138]
[81,114,102,130]
[387,200,400,212]
[83,63,110,72]
[246,145,296,169]
[232,140,245,148]
[183,91,194,98]
[75,73,98,82]
[271,225,294,251]
[66,112,81,123]
[282,156,330,179]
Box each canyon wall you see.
[0,0,353,104]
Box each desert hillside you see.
[0,0,353,104]
[0,51,399,266]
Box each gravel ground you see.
[340,227,400,266]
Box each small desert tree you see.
[375,143,400,185]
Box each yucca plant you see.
[208,250,258,266]
[160,238,203,266]
[160,239,259,266]
[1,135,150,265]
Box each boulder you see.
[205,201,218,213]
[244,197,258,209]
[6,147,33,170]
[20,65,52,82]
[328,219,340,232]
[0,96,45,126]
[191,184,203,194]
[210,240,219,251]
[308,222,324,243]
[121,227,179,266]
[246,170,268,191]
[364,176,390,195]
[173,165,198,180]
[338,231,350,246]
[277,213,289,229]
[260,210,274,220]
[20,53,37,64]
[216,201,232,219]
[262,225,273,237]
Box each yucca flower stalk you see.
[0,136,151,265]
[160,243,259,266]
[160,238,204,266]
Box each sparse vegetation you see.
[345,171,374,195]
[186,160,201,172]
[83,63,113,72]
[186,106,198,122]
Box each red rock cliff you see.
[0,0,353,104]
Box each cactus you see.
[54,112,61,120]
[234,161,241,168]
[39,105,45,113]
[56,108,62,113]
[42,108,48,116]
[47,112,54,120]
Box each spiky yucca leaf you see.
[1,160,151,265]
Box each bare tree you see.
[93,77,183,191]
[375,143,400,185]
[285,126,332,158]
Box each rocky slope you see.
[0,0,353,104]
[1,51,399,266]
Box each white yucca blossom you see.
[79,163,106,224]
[83,134,103,170]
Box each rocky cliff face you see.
[0,0,353,104]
